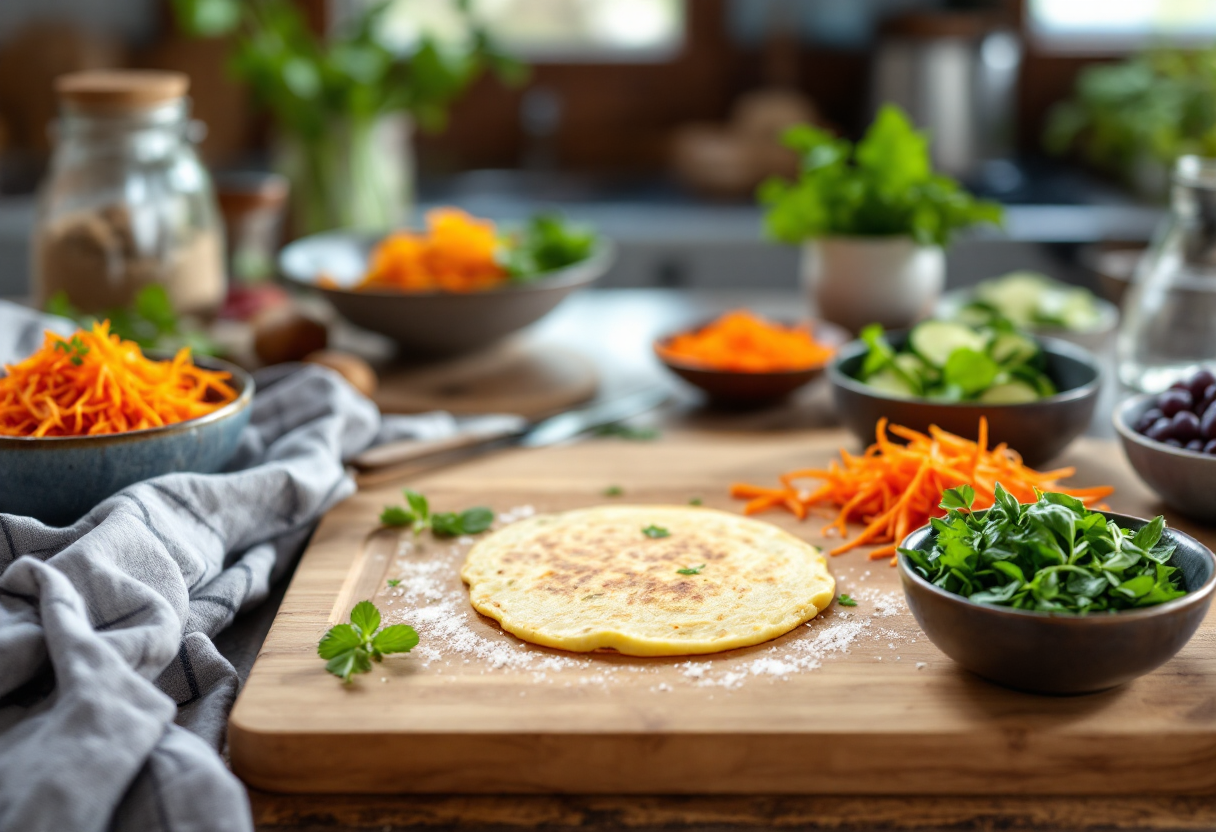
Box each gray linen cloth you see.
[0,302,518,831]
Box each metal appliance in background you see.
[869,11,1022,188]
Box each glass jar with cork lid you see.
[33,70,225,317]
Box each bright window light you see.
[1029,0,1216,50]
[379,0,685,62]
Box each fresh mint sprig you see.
[318,600,418,683]
[379,490,493,537]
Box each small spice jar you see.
[33,70,225,316]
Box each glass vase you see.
[1118,155,1216,392]
[275,113,413,237]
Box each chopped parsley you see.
[837,594,858,607]
[386,578,401,588]
[677,563,706,575]
[642,524,670,539]
[603,485,624,497]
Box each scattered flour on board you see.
[381,506,910,689]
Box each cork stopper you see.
[56,70,189,112]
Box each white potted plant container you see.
[801,235,944,334]
[759,105,1002,334]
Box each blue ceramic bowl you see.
[0,356,254,526]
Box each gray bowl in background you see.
[0,356,254,526]
[936,288,1120,353]
[1115,394,1216,523]
[829,331,1102,467]
[899,512,1216,694]
[278,231,613,357]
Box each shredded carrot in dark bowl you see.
[0,323,254,524]
[655,311,849,405]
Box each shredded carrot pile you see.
[0,321,238,437]
[657,310,835,373]
[355,207,507,293]
[730,418,1114,565]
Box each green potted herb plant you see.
[758,105,1003,333]
[1045,46,1216,201]
[171,0,524,235]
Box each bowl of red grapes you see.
[1116,368,1216,522]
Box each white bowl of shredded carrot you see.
[0,322,252,525]
[279,208,612,357]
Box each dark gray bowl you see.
[279,231,613,357]
[0,356,253,526]
[1115,394,1216,523]
[829,331,1101,467]
[899,512,1216,694]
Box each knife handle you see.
[351,425,520,471]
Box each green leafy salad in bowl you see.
[902,485,1186,614]
[857,320,1056,403]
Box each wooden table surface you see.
[247,288,1171,830]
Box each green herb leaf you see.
[459,507,494,534]
[837,594,858,607]
[371,624,420,654]
[688,497,702,506]
[380,506,413,527]
[676,563,706,575]
[943,348,999,396]
[939,485,976,511]
[349,600,380,635]
[604,485,624,497]
[317,623,362,659]
[643,525,671,539]
[386,578,401,588]
[430,512,463,537]
[404,490,429,522]
[325,647,371,683]
[595,424,660,441]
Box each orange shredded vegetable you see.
[657,310,835,373]
[0,321,238,438]
[356,207,507,293]
[730,418,1114,565]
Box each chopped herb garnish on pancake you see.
[676,563,706,575]
[642,524,670,539]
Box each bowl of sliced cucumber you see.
[828,320,1102,466]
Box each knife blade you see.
[351,387,667,471]
[519,387,668,448]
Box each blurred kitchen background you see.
[0,0,1205,300]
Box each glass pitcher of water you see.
[1118,156,1216,392]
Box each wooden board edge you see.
[229,727,1216,795]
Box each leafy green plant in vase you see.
[171,0,524,235]
[759,105,1003,333]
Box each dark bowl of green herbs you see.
[897,485,1216,695]
[279,213,611,358]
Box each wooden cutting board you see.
[229,431,1216,796]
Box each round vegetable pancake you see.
[461,505,835,656]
